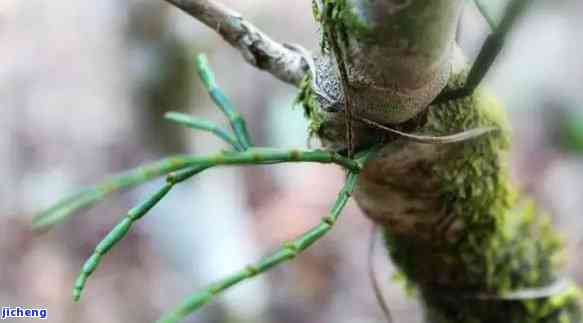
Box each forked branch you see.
[162,0,310,86]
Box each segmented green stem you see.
[32,156,200,231]
[164,111,244,151]
[156,171,359,323]
[70,148,360,301]
[72,165,209,301]
[171,148,359,172]
[195,54,252,149]
[36,87,248,232]
[37,51,370,322]
[33,148,357,232]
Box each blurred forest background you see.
[1,1,582,322]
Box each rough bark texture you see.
[163,0,310,86]
[356,55,582,323]
[310,0,464,125]
[302,1,582,322]
[161,0,582,322]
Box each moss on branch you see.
[382,70,582,323]
[295,75,327,138]
[307,2,581,321]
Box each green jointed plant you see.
[34,0,582,322]
[34,54,367,323]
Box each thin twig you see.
[356,116,498,145]
[162,0,310,86]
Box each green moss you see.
[427,72,562,292]
[311,0,322,22]
[294,75,326,138]
[382,70,581,322]
[422,286,581,323]
[338,3,374,40]
[313,0,374,52]
[524,286,582,321]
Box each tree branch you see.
[162,0,310,86]
[330,0,465,125]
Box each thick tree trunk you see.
[304,1,583,322]
[355,60,582,323]
[321,0,464,124]
[48,1,579,321]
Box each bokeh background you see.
[1,1,582,322]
